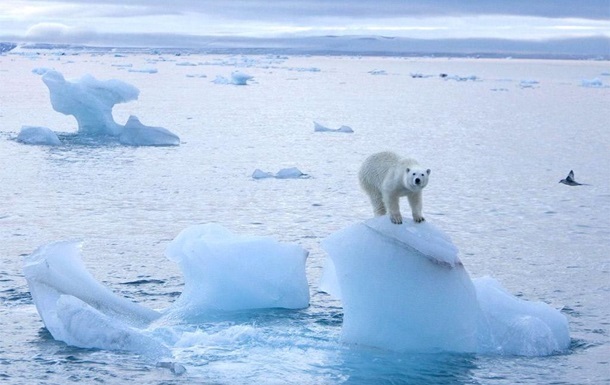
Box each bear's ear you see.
[426,169,431,175]
[406,168,410,173]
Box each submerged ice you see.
[321,216,570,355]
[23,218,568,358]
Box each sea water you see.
[1,51,609,384]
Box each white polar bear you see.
[358,151,430,224]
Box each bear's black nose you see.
[415,178,421,185]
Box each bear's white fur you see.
[358,151,430,224]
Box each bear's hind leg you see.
[370,191,386,216]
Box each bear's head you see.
[403,167,431,192]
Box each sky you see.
[1,0,609,53]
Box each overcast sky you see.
[1,0,609,47]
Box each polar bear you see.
[358,151,430,224]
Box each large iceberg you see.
[165,224,310,315]
[36,69,180,146]
[42,70,139,136]
[321,216,570,356]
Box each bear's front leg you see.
[384,193,403,224]
[407,192,425,223]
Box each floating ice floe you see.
[231,71,254,85]
[213,71,254,86]
[165,224,310,315]
[17,126,61,146]
[442,74,479,81]
[42,69,139,136]
[252,167,309,179]
[321,216,570,356]
[31,69,180,146]
[519,80,540,89]
[314,121,354,133]
[23,218,568,358]
[23,241,167,356]
[410,73,433,78]
[119,116,180,146]
[288,67,321,72]
[32,67,53,75]
[23,224,309,353]
[581,78,605,88]
[128,67,158,74]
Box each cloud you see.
[46,0,610,21]
[25,22,97,43]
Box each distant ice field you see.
[0,51,609,384]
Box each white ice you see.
[213,71,254,85]
[474,276,571,356]
[252,167,309,179]
[17,125,61,146]
[23,225,310,355]
[22,241,167,356]
[519,79,540,88]
[119,115,180,146]
[23,219,567,357]
[314,122,354,133]
[128,67,158,74]
[321,216,570,355]
[165,224,310,315]
[32,69,180,146]
[581,78,604,88]
[41,70,139,136]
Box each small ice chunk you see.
[314,121,354,133]
[17,125,61,146]
[519,80,540,88]
[231,71,254,85]
[252,167,309,179]
[252,169,275,179]
[32,67,53,75]
[275,167,307,179]
[581,78,604,88]
[128,67,158,74]
[212,75,230,84]
[119,115,180,146]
